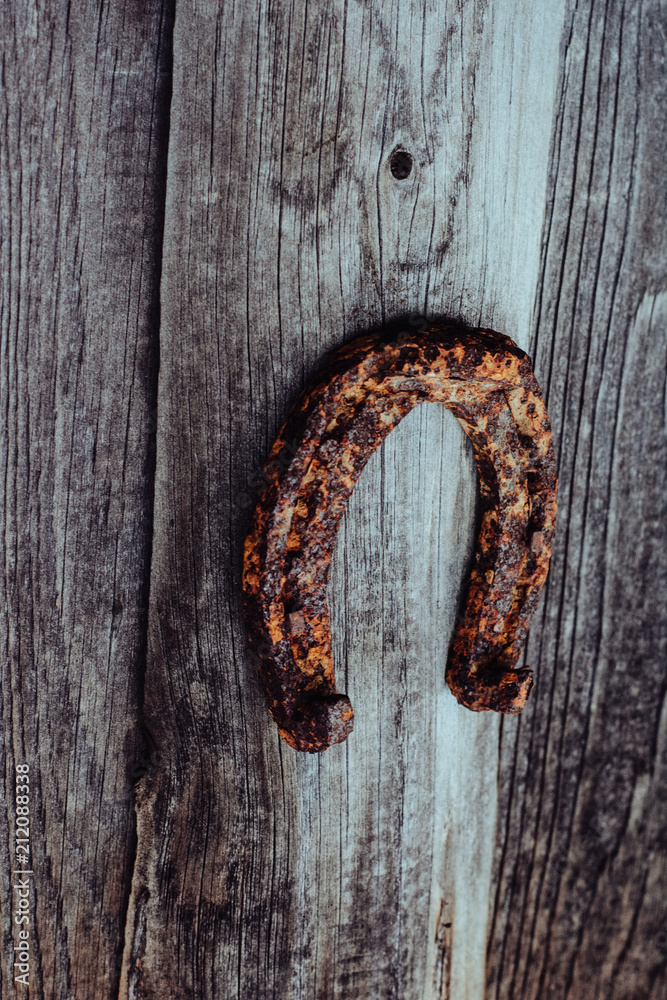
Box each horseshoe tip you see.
[276,693,354,753]
[447,665,534,714]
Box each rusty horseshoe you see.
[242,322,557,753]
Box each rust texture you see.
[242,323,558,752]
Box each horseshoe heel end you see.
[445,662,534,714]
[275,693,354,753]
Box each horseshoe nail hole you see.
[389,149,413,180]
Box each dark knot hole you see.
[389,149,413,180]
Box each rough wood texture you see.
[3,0,664,997]
[122,1,564,997]
[0,2,172,997]
[487,2,667,998]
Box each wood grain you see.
[0,2,173,996]
[122,1,565,997]
[486,1,667,998]
[4,0,662,996]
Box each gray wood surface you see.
[487,2,667,997]
[0,2,173,997]
[122,1,566,997]
[2,0,664,998]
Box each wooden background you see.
[1,1,665,998]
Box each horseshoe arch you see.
[242,323,557,753]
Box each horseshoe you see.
[242,322,557,753]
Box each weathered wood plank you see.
[124,2,564,997]
[0,2,173,996]
[486,1,667,997]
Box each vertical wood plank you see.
[486,2,667,997]
[0,2,173,996]
[124,1,564,997]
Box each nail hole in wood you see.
[389,149,413,179]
